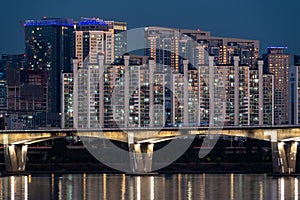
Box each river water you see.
[0,173,298,199]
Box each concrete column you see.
[72,58,79,129]
[197,67,201,126]
[271,142,282,173]
[133,144,144,172]
[16,145,28,171]
[208,56,215,126]
[149,59,155,127]
[258,60,264,125]
[4,144,28,172]
[271,141,298,174]
[61,72,65,129]
[144,144,154,172]
[272,76,275,125]
[171,74,175,125]
[128,132,135,172]
[128,143,144,173]
[87,64,91,128]
[233,56,240,126]
[124,55,130,128]
[128,142,154,173]
[277,142,289,173]
[183,60,189,126]
[286,142,298,173]
[98,54,105,128]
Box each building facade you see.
[145,26,259,72]
[61,72,74,128]
[199,56,273,126]
[67,54,274,129]
[263,47,290,125]
[289,55,300,124]
[72,55,165,129]
[74,18,127,65]
[25,18,74,125]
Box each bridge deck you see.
[0,126,300,144]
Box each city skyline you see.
[0,16,294,129]
[0,0,299,57]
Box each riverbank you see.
[0,162,275,174]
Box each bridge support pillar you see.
[271,142,298,174]
[4,144,28,173]
[129,143,154,174]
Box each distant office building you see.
[263,47,290,125]
[0,58,7,113]
[22,70,49,127]
[0,54,45,129]
[262,73,275,125]
[294,55,300,66]
[0,54,26,75]
[74,18,127,65]
[0,77,6,113]
[25,18,74,122]
[105,20,127,60]
[289,55,300,124]
[0,54,26,113]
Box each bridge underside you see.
[1,128,300,174]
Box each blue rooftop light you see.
[78,18,107,26]
[267,46,288,49]
[25,19,74,27]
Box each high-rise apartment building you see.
[25,18,74,123]
[68,53,274,129]
[145,27,259,72]
[171,60,199,126]
[74,18,127,65]
[145,27,260,126]
[72,54,165,129]
[180,29,259,67]
[199,56,273,126]
[63,25,275,129]
[263,47,290,125]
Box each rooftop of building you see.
[24,18,74,27]
[77,17,107,27]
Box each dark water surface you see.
[0,173,298,199]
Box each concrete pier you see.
[4,144,28,172]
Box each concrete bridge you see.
[1,125,300,174]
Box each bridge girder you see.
[0,127,300,145]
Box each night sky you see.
[0,0,299,58]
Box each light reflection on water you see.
[0,173,299,199]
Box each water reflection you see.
[0,173,300,199]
